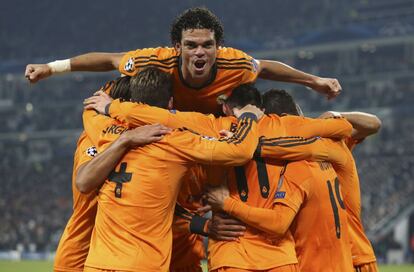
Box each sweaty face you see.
[175,29,218,87]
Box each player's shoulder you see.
[280,114,306,123]
[217,46,251,60]
[257,114,283,135]
[284,161,314,185]
[128,46,179,62]
[259,114,281,124]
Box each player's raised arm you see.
[319,111,381,140]
[25,52,124,83]
[282,115,353,140]
[257,136,350,168]
[257,59,342,99]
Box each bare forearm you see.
[339,112,381,139]
[258,60,316,86]
[70,52,124,72]
[76,137,129,193]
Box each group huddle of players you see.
[25,7,382,272]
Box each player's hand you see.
[233,104,264,120]
[120,124,172,148]
[25,64,52,83]
[219,129,234,139]
[206,183,230,211]
[208,213,246,241]
[310,77,342,100]
[318,111,342,119]
[83,91,113,114]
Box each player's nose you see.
[195,46,205,56]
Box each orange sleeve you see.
[223,197,296,237]
[283,115,353,139]
[167,113,258,166]
[74,132,97,172]
[82,109,124,148]
[118,47,178,76]
[257,137,350,168]
[108,100,172,127]
[273,174,310,212]
[257,136,329,161]
[217,47,259,83]
[317,139,351,172]
[108,99,226,136]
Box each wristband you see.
[189,215,209,236]
[47,59,71,74]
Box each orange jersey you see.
[208,114,352,271]
[82,109,258,272]
[106,100,237,270]
[336,139,377,266]
[54,132,98,272]
[118,47,259,115]
[302,138,376,266]
[258,137,376,266]
[104,104,352,270]
[275,160,353,272]
[170,165,207,271]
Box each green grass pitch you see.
[0,260,413,271]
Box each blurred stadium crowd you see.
[1,0,414,263]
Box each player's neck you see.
[181,71,210,88]
[178,58,217,89]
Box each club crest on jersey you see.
[275,191,286,199]
[124,57,134,72]
[86,146,98,157]
[201,135,217,141]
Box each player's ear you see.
[168,97,174,110]
[174,43,181,53]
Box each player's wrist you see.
[47,59,71,74]
[117,133,134,150]
[189,214,209,237]
[327,111,342,118]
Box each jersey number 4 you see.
[108,162,132,198]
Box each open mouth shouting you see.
[193,59,207,74]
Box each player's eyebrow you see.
[183,39,214,46]
[203,40,214,46]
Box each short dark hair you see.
[129,67,173,108]
[262,89,299,116]
[170,7,224,45]
[109,76,131,101]
[224,84,262,109]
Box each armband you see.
[189,215,209,237]
[47,59,71,74]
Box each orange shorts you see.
[211,263,299,272]
[354,262,379,272]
